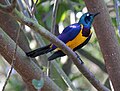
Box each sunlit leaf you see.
[112,18,117,27]
[33,0,41,4]
[60,11,67,22]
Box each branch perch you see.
[15,8,109,91]
[0,1,110,91]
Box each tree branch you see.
[0,10,30,52]
[0,0,16,13]
[78,49,107,73]
[0,27,62,91]
[13,9,109,91]
[0,3,36,90]
[0,0,62,90]
[2,24,20,91]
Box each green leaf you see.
[46,13,52,29]
[56,2,69,23]
[35,1,50,25]
[33,0,41,4]
[112,18,117,28]
[32,78,44,90]
[36,1,50,12]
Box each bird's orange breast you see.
[66,29,92,50]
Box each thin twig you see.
[46,61,51,77]
[31,0,38,15]
[24,0,33,17]
[47,0,60,77]
[51,0,59,34]
[52,61,78,91]
[2,25,20,91]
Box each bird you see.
[26,12,100,61]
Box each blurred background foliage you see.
[0,0,119,91]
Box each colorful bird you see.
[26,12,100,61]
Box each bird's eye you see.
[85,15,91,23]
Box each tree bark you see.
[84,0,120,91]
[0,28,62,91]
[0,0,30,52]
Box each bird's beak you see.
[93,12,100,17]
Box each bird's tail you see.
[48,50,65,61]
[26,44,52,58]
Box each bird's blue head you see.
[78,12,100,27]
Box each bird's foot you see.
[75,52,84,64]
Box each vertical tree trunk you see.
[84,0,120,91]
